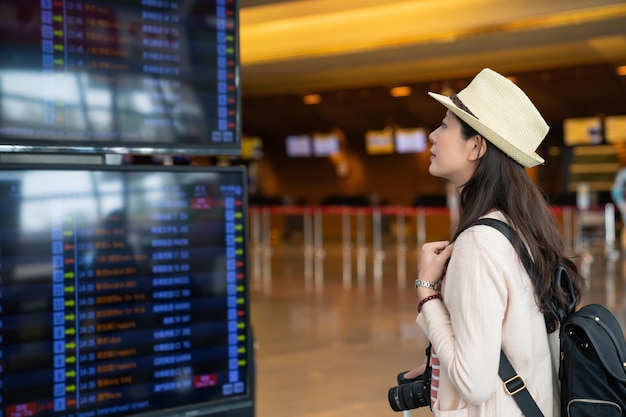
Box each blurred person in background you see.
[611,167,626,252]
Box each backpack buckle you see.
[503,375,526,396]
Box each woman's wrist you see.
[414,278,441,292]
[417,293,442,313]
[416,286,439,300]
[416,285,440,312]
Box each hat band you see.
[451,94,478,119]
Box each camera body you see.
[387,368,432,412]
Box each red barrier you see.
[249,204,574,216]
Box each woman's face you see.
[428,111,481,188]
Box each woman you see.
[408,68,585,416]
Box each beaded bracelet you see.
[417,293,442,314]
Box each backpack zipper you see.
[567,398,621,417]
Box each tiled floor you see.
[249,238,626,417]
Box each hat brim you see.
[428,92,544,168]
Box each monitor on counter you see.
[365,129,394,155]
[311,133,340,157]
[241,137,263,160]
[0,164,253,417]
[563,117,603,145]
[285,134,312,157]
[604,115,626,143]
[394,128,427,153]
[0,0,240,155]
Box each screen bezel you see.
[0,0,242,157]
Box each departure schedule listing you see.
[0,0,238,146]
[0,184,247,417]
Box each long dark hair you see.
[451,115,585,332]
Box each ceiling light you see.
[390,86,412,97]
[548,146,562,157]
[303,94,322,105]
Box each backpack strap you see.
[549,266,576,323]
[472,218,546,417]
[473,218,536,276]
[473,218,576,321]
[498,352,545,417]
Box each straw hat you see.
[428,68,548,168]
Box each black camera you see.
[387,368,431,411]
[387,344,432,412]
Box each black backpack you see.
[474,218,626,417]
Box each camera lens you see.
[387,380,429,411]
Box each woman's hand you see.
[418,240,454,285]
[403,358,427,379]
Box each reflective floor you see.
[249,238,626,417]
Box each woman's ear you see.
[469,135,487,161]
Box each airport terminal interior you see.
[239,1,626,416]
[0,1,625,417]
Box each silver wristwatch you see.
[414,279,440,292]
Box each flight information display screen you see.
[0,164,252,417]
[0,0,240,155]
